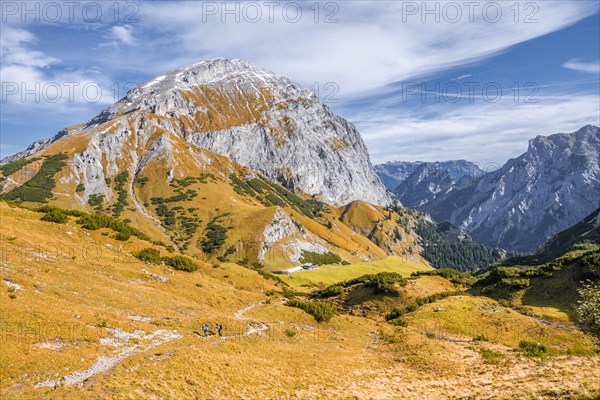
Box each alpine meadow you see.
[1,1,600,399]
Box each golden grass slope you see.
[1,202,599,399]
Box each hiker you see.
[202,323,209,337]
[216,323,223,337]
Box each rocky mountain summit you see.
[0,58,408,267]
[90,58,392,206]
[387,125,600,252]
[3,58,392,207]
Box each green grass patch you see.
[517,340,548,358]
[479,348,503,364]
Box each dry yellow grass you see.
[1,202,599,399]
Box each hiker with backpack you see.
[202,323,209,337]
[216,323,223,337]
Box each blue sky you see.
[1,1,599,165]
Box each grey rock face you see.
[374,160,484,192]
[396,125,600,252]
[7,58,393,207]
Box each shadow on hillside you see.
[519,267,580,322]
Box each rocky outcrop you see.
[74,58,393,206]
[390,125,600,252]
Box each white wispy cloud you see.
[131,1,599,97]
[1,25,116,128]
[351,94,600,165]
[102,25,136,48]
[563,59,600,74]
[1,1,598,163]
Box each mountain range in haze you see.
[375,125,600,252]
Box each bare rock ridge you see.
[379,125,600,252]
[4,58,393,207]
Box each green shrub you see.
[577,282,600,341]
[0,157,40,177]
[518,340,547,357]
[386,307,406,321]
[389,318,408,327]
[162,255,198,272]
[365,272,405,295]
[112,171,129,217]
[286,299,337,323]
[114,231,131,241]
[76,213,151,242]
[201,220,228,254]
[40,209,68,224]
[258,270,288,286]
[312,284,344,298]
[251,261,264,269]
[284,328,297,338]
[76,183,85,193]
[133,248,162,263]
[300,251,342,266]
[2,153,67,203]
[499,278,530,288]
[582,251,600,279]
[88,194,104,207]
[412,268,476,286]
[479,348,503,364]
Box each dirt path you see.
[35,329,182,388]
[34,299,281,388]
[220,299,284,339]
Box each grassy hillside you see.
[0,143,429,271]
[504,207,600,266]
[280,256,431,288]
[1,201,599,399]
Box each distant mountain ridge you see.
[383,125,600,253]
[374,160,484,192]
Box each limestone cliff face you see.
[53,58,392,207]
[384,125,600,252]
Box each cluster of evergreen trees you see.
[416,221,504,271]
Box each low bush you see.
[412,268,476,287]
[2,153,67,203]
[133,248,161,264]
[162,255,198,272]
[389,318,408,327]
[385,307,406,321]
[518,340,547,357]
[312,284,344,298]
[286,299,337,323]
[300,250,342,266]
[479,348,503,364]
[499,278,530,288]
[40,208,68,224]
[365,272,405,295]
[0,157,40,177]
